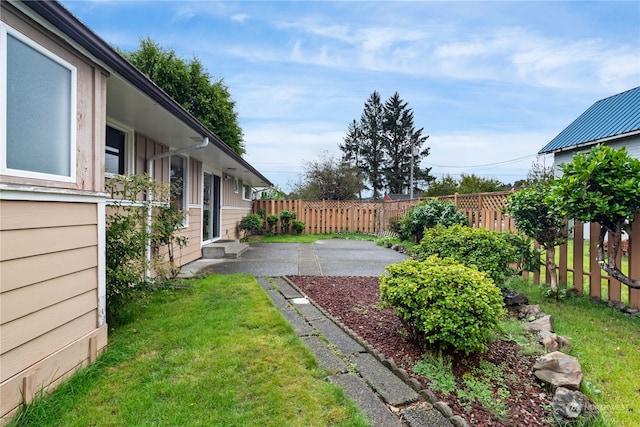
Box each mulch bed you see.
[287,275,553,426]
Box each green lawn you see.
[508,277,640,427]
[8,275,368,427]
[246,232,379,244]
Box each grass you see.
[8,275,368,427]
[507,277,640,427]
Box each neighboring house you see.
[539,86,640,166]
[0,0,271,420]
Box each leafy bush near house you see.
[411,224,522,286]
[279,210,297,232]
[105,174,187,325]
[399,199,467,242]
[239,213,264,237]
[292,220,306,234]
[380,256,506,355]
[266,214,279,234]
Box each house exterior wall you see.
[552,134,640,173]
[220,176,252,240]
[0,3,108,420]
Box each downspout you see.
[145,137,210,278]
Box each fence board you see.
[573,221,584,293]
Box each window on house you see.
[170,155,186,212]
[105,126,125,175]
[1,24,76,181]
[233,177,239,193]
[242,184,252,200]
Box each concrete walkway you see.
[180,240,467,427]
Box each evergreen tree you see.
[382,92,432,195]
[339,91,433,199]
[358,91,387,200]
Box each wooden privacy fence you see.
[253,193,639,308]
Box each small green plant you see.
[413,352,457,393]
[411,224,523,286]
[239,213,264,238]
[292,220,306,234]
[279,210,297,232]
[380,256,506,354]
[398,199,467,242]
[266,214,279,234]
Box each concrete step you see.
[202,240,249,259]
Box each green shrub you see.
[292,220,306,234]
[387,216,402,235]
[410,224,519,285]
[279,210,297,232]
[239,214,264,236]
[380,256,506,355]
[399,199,467,242]
[266,214,279,234]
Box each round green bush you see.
[239,213,264,235]
[292,220,306,234]
[380,256,506,355]
[410,224,519,285]
[399,199,467,242]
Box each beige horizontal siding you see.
[0,325,107,419]
[1,268,96,324]
[0,247,97,293]
[1,225,97,262]
[0,311,96,382]
[0,201,96,230]
[1,290,97,354]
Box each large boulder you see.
[533,351,583,390]
[551,387,598,422]
[523,314,554,333]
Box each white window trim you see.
[233,176,239,193]
[242,183,252,201]
[0,22,77,183]
[105,119,134,177]
[169,154,189,228]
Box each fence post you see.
[628,214,640,308]
[573,220,584,293]
[589,222,602,299]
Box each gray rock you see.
[538,331,572,352]
[517,304,543,320]
[551,387,598,422]
[503,290,529,306]
[433,401,454,418]
[533,351,583,390]
[607,300,627,311]
[523,314,554,333]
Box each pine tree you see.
[358,91,386,200]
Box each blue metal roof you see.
[539,86,640,154]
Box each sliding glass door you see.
[202,172,221,242]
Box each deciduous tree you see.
[124,38,245,155]
[290,153,365,200]
[550,145,640,289]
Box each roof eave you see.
[21,0,273,187]
[539,128,640,155]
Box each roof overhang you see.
[20,0,272,188]
[539,129,640,155]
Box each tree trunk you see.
[597,223,640,290]
[546,246,558,294]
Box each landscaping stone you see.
[309,318,364,354]
[539,330,572,352]
[328,373,402,427]
[302,336,347,374]
[533,351,583,390]
[400,406,453,427]
[503,289,529,306]
[349,352,419,406]
[551,387,598,422]
[516,304,544,320]
[271,277,303,299]
[523,314,554,333]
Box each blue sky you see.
[62,0,640,192]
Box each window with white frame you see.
[170,155,187,212]
[242,184,252,200]
[1,24,77,181]
[233,177,239,193]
